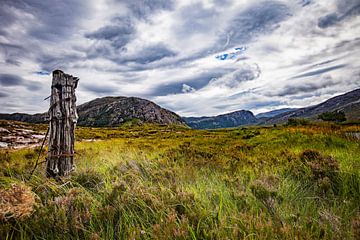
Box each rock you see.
[0,127,10,133]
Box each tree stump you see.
[46,70,79,178]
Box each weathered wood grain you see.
[46,70,79,178]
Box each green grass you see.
[1,123,360,239]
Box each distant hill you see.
[183,110,257,129]
[0,113,47,124]
[0,96,186,127]
[262,88,360,124]
[77,97,185,126]
[255,108,298,119]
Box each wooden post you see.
[46,70,79,178]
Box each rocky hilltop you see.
[183,110,257,129]
[77,96,185,126]
[0,96,185,127]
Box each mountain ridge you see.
[1,88,359,128]
[262,88,360,124]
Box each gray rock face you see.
[183,110,257,129]
[0,96,186,127]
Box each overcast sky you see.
[0,0,359,116]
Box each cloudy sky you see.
[0,0,359,116]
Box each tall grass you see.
[1,123,360,239]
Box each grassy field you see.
[1,122,360,239]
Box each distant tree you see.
[318,111,346,122]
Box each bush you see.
[286,118,309,126]
[318,111,346,122]
[297,149,340,194]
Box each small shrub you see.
[49,187,94,234]
[286,118,309,126]
[72,170,104,191]
[299,149,339,180]
[295,149,340,194]
[152,210,189,239]
[0,183,36,222]
[250,175,280,212]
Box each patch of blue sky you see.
[215,47,247,61]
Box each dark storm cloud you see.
[318,3,360,28]
[0,74,23,86]
[0,74,43,91]
[0,92,8,98]
[216,1,291,50]
[150,68,234,96]
[123,44,176,64]
[309,58,340,68]
[84,0,174,63]
[278,76,338,96]
[85,17,134,51]
[82,84,117,94]
[36,53,84,73]
[0,43,25,66]
[0,1,90,41]
[120,0,174,19]
[291,64,346,79]
[318,13,339,28]
[209,63,261,88]
[176,3,219,36]
[214,100,282,110]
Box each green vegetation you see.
[1,123,360,239]
[286,118,310,126]
[318,111,347,122]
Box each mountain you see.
[77,97,185,126]
[0,96,186,127]
[0,113,46,124]
[262,88,360,124]
[1,89,359,128]
[255,108,298,119]
[183,110,257,129]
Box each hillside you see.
[262,88,360,124]
[0,97,185,127]
[183,110,257,129]
[255,108,297,119]
[77,96,185,126]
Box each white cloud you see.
[0,0,359,116]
